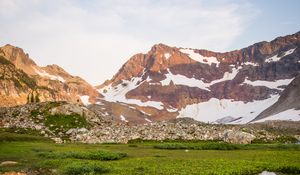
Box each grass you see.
[44,113,89,134]
[0,138,300,175]
[153,141,300,151]
[153,142,241,150]
[0,132,52,142]
[28,102,90,136]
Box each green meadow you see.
[0,133,300,175]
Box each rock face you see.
[96,31,300,124]
[252,75,300,122]
[0,45,101,107]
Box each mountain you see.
[1,32,299,124]
[0,44,101,107]
[96,31,300,124]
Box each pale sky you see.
[0,0,299,85]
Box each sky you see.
[0,0,299,85]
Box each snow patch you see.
[167,108,178,112]
[145,118,152,123]
[161,67,241,91]
[96,101,103,105]
[164,53,171,60]
[120,115,128,122]
[149,82,161,85]
[79,95,91,106]
[34,68,65,82]
[99,77,164,110]
[209,66,241,85]
[161,69,211,91]
[253,109,300,123]
[177,95,279,124]
[242,62,259,66]
[140,110,152,116]
[180,48,220,66]
[242,78,293,90]
[265,48,296,63]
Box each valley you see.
[0,31,300,175]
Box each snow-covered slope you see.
[177,95,279,124]
[99,76,164,110]
[251,75,300,123]
[253,109,300,123]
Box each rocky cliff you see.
[97,32,300,124]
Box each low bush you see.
[38,150,127,161]
[275,135,298,144]
[62,162,110,175]
[154,142,241,150]
[274,165,300,174]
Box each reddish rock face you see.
[0,45,101,107]
[97,31,300,123]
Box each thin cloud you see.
[0,0,258,85]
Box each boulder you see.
[223,130,255,144]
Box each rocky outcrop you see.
[223,130,255,144]
[2,102,299,144]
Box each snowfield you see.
[252,109,300,123]
[177,95,279,124]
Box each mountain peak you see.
[151,43,173,50]
[0,44,37,67]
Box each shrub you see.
[275,135,298,144]
[62,162,110,175]
[38,150,127,161]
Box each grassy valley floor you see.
[1,135,300,175]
